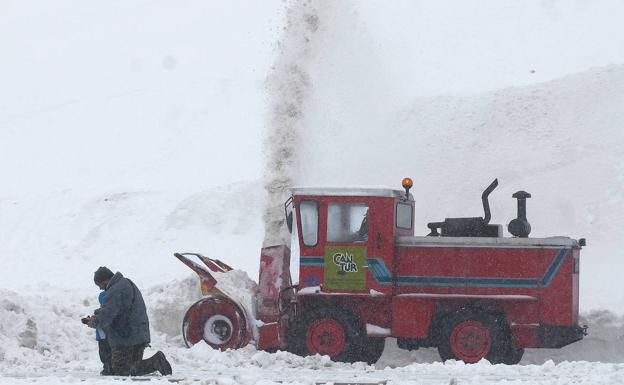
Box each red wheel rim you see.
[182,296,247,350]
[450,320,492,363]
[306,318,346,358]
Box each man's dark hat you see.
[94,266,114,285]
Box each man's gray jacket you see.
[95,272,151,347]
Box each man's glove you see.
[81,315,97,328]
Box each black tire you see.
[494,317,525,365]
[288,306,366,363]
[359,337,385,365]
[500,340,524,365]
[437,309,508,364]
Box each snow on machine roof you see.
[291,186,413,200]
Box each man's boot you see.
[154,351,172,376]
[132,351,172,376]
[100,362,112,376]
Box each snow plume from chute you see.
[262,0,327,247]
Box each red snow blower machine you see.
[175,178,587,364]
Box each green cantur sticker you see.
[324,246,367,291]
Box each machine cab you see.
[289,180,414,296]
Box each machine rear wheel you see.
[437,310,506,364]
[306,317,347,358]
[501,342,525,364]
[182,295,248,350]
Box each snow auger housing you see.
[174,253,251,350]
[175,178,586,364]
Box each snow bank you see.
[0,181,265,293]
[0,276,363,381]
[262,0,329,247]
[0,287,104,375]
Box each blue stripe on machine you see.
[367,258,392,284]
[300,256,324,266]
[396,275,539,287]
[540,249,568,286]
[366,249,568,288]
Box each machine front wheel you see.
[289,307,367,363]
[182,295,248,350]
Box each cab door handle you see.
[375,232,382,249]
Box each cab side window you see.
[396,203,413,229]
[327,203,369,243]
[299,200,319,246]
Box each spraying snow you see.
[262,0,330,247]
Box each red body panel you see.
[392,297,435,338]
[540,251,574,326]
[572,249,580,324]
[511,324,539,347]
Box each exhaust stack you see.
[508,191,532,238]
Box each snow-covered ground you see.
[2,1,624,384]
[2,274,624,384]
